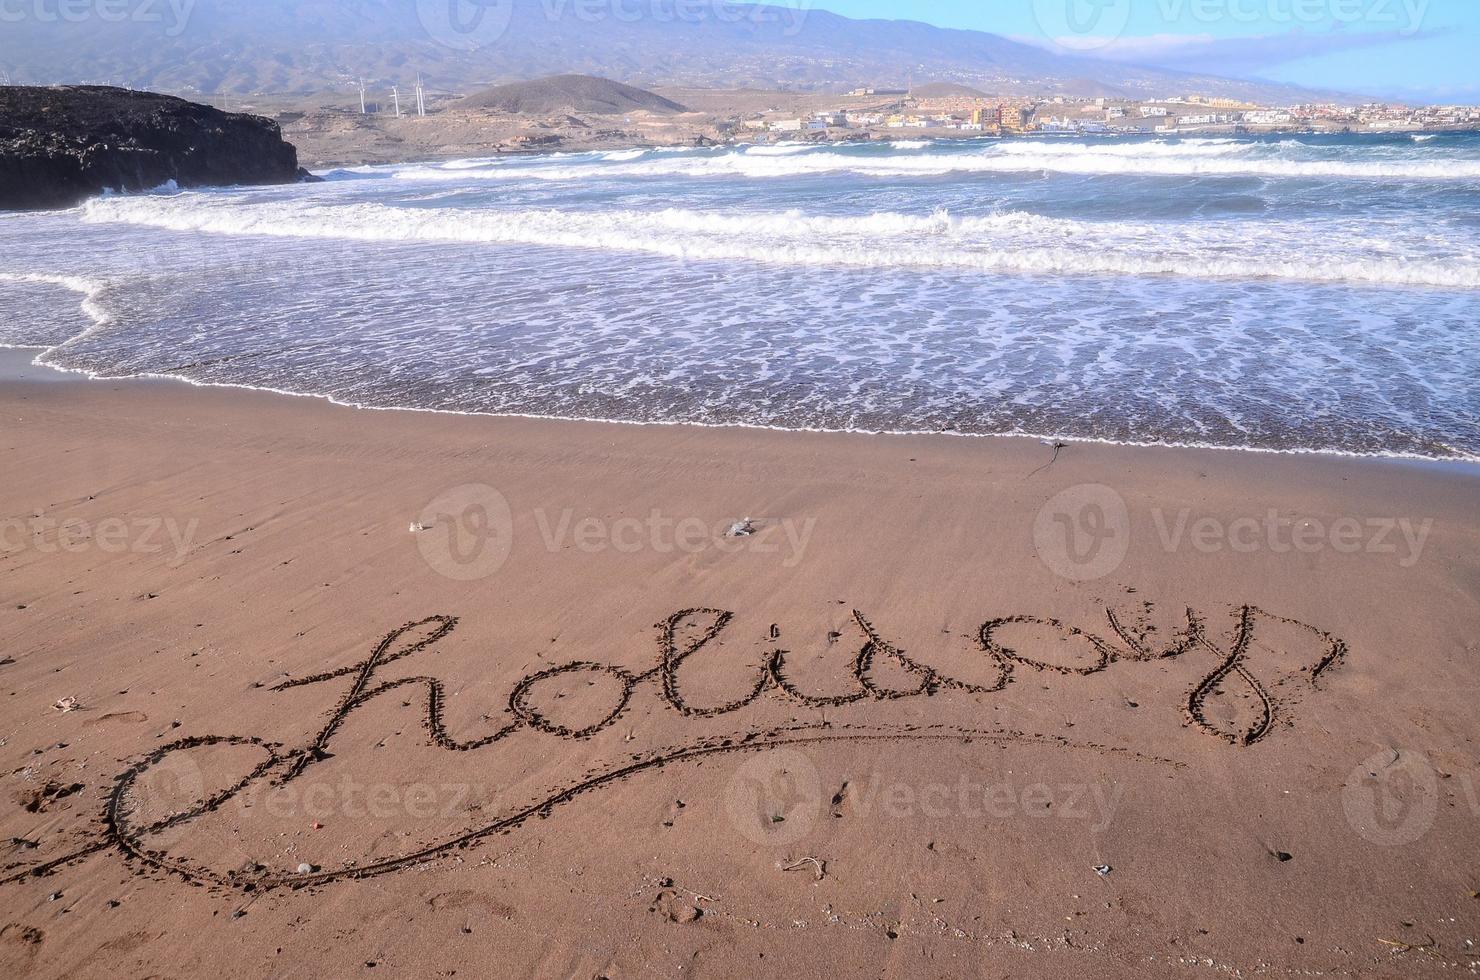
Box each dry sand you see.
[1,352,1477,977]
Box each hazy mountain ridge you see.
[0,0,1346,104]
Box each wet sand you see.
[1,356,1477,977]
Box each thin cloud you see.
[1015,25,1449,75]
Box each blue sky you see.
[816,0,1477,100]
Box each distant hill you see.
[0,0,1348,104]
[463,75,686,115]
[911,82,989,99]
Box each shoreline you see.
[5,345,1477,475]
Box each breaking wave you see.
[8,131,1479,460]
[390,138,1480,184]
[81,196,1480,290]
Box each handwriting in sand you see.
[5,599,1345,890]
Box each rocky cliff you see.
[0,86,308,211]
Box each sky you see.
[815,0,1478,100]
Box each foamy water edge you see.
[5,281,1474,467]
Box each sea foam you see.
[390,138,1480,183]
[80,196,1480,290]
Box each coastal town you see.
[741,86,1480,139]
[267,75,1480,166]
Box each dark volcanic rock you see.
[0,85,309,211]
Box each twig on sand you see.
[1027,441,1069,479]
[655,875,716,906]
[780,857,827,881]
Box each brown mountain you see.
[462,75,687,115]
[910,82,989,99]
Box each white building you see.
[1179,113,1231,126]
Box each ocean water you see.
[3,132,1478,459]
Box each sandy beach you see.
[0,351,1476,977]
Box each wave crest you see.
[80,197,1480,290]
[390,138,1480,184]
